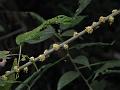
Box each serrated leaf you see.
[74,0,92,16]
[60,16,86,30]
[73,55,89,67]
[57,71,79,90]
[93,60,120,79]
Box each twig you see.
[2,9,120,77]
[67,53,93,90]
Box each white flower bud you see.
[99,16,106,23]
[14,66,20,73]
[73,32,78,37]
[108,16,114,25]
[63,44,69,49]
[38,54,46,62]
[23,67,28,73]
[30,57,35,62]
[53,44,60,51]
[85,26,93,34]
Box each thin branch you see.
[68,53,92,90]
[3,9,120,77]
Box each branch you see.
[1,9,120,79]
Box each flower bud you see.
[14,66,20,73]
[63,44,69,49]
[53,44,61,51]
[99,16,106,23]
[38,54,46,62]
[85,26,93,34]
[108,16,114,25]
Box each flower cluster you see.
[53,44,61,51]
[99,16,106,23]
[14,66,20,73]
[85,26,93,34]
[38,54,46,62]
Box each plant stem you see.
[3,9,120,77]
[67,52,93,90]
[18,45,22,66]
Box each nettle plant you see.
[0,0,120,90]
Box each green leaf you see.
[57,71,80,90]
[29,12,45,23]
[0,80,12,90]
[0,71,16,90]
[16,26,55,44]
[70,42,113,50]
[26,26,55,44]
[73,55,90,67]
[60,16,86,30]
[0,57,17,89]
[0,51,9,59]
[91,80,107,90]
[74,0,92,16]
[0,79,18,90]
[93,60,120,79]
[16,15,74,45]
[61,29,75,37]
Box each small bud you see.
[112,9,117,13]
[14,66,20,73]
[38,54,46,62]
[23,67,28,73]
[108,16,114,25]
[99,16,106,23]
[92,22,97,26]
[73,32,78,37]
[5,71,11,75]
[53,44,61,51]
[44,49,49,57]
[64,60,67,62]
[1,75,7,80]
[63,44,69,49]
[44,49,48,54]
[85,26,93,34]
[55,20,58,23]
[92,22,100,29]
[30,57,35,62]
